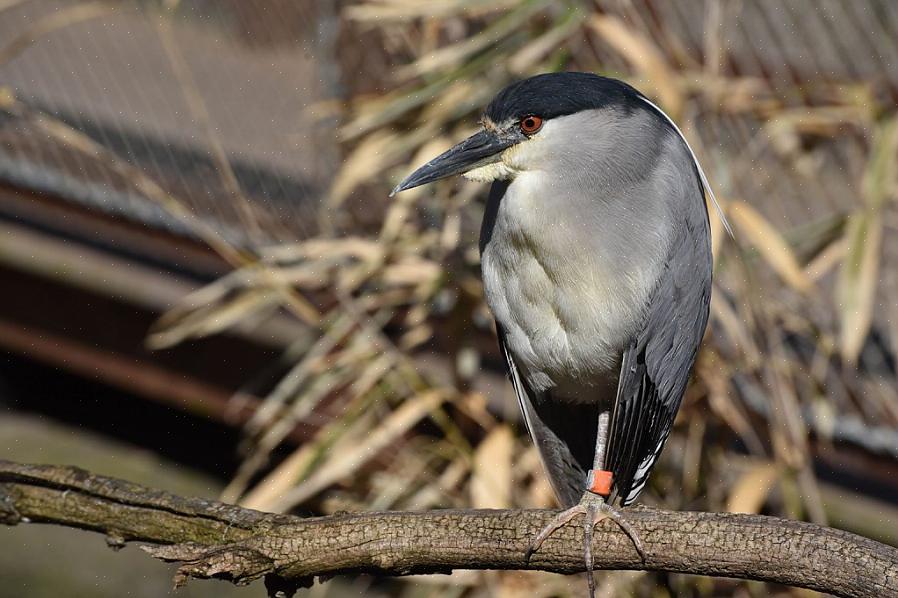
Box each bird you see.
[392,72,725,595]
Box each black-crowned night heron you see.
[393,72,727,594]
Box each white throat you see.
[462,160,518,183]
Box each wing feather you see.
[605,210,712,506]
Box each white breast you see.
[481,170,667,400]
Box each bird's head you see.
[391,72,646,195]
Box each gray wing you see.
[604,210,712,506]
[496,324,599,508]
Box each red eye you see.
[520,115,543,135]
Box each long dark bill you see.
[390,129,515,196]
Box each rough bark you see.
[1,460,896,597]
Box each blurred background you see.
[1,1,897,596]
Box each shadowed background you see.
[0,1,897,596]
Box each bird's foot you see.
[526,492,645,598]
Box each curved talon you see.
[526,504,587,560]
[599,503,646,560]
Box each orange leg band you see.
[587,469,613,496]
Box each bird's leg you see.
[528,494,646,559]
[526,413,645,598]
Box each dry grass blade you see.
[834,115,897,364]
[507,6,584,74]
[381,257,442,287]
[147,267,272,348]
[223,365,365,504]
[243,270,320,327]
[237,391,381,510]
[264,237,386,264]
[0,0,33,14]
[344,0,519,23]
[148,267,320,350]
[700,350,765,455]
[589,13,682,117]
[0,1,121,65]
[339,84,450,141]
[328,129,417,211]
[804,237,847,282]
[393,0,551,80]
[245,313,355,434]
[727,461,778,514]
[405,458,469,510]
[419,80,492,124]
[339,40,512,141]
[368,446,437,511]
[471,424,513,508]
[236,440,319,511]
[225,344,393,506]
[862,115,898,211]
[728,200,814,294]
[836,212,882,364]
[147,287,280,350]
[709,294,762,366]
[764,107,871,154]
[347,352,396,400]
[271,390,448,512]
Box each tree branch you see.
[1,460,895,597]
